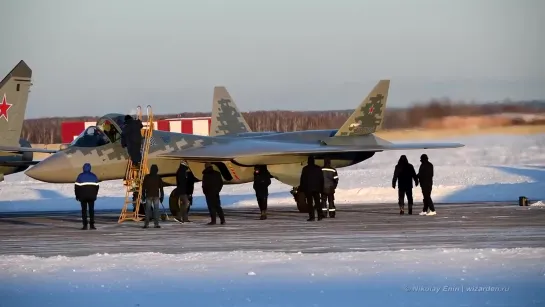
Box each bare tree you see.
[21,99,545,144]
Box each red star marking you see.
[368,105,374,114]
[0,94,13,121]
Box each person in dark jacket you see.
[74,163,99,230]
[392,155,419,215]
[253,165,272,220]
[321,158,339,218]
[174,162,190,223]
[299,156,325,221]
[141,164,164,228]
[417,154,436,216]
[120,115,143,166]
[186,169,197,213]
[202,163,225,225]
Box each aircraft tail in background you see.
[334,80,390,137]
[0,60,32,147]
[210,86,251,136]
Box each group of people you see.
[74,114,435,228]
[392,153,435,216]
[74,160,227,229]
[140,161,227,228]
[174,162,225,225]
[298,156,339,221]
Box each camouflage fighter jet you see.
[25,80,464,212]
[0,60,57,182]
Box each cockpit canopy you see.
[70,126,111,147]
[69,113,127,148]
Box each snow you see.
[530,200,545,207]
[1,133,544,213]
[1,248,544,306]
[1,133,545,306]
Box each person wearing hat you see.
[299,156,325,221]
[141,164,165,228]
[103,120,117,142]
[174,161,191,223]
[321,157,339,218]
[417,154,436,216]
[392,155,418,215]
[202,162,225,225]
[120,114,143,166]
[253,165,272,220]
[185,169,197,213]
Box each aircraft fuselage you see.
[25,129,377,187]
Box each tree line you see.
[22,98,545,144]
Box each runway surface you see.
[0,202,544,257]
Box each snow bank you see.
[531,200,545,207]
[1,248,544,307]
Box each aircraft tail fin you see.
[210,86,251,136]
[334,79,390,137]
[0,61,32,146]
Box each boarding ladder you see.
[118,105,154,223]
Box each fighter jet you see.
[0,60,57,182]
[25,80,463,212]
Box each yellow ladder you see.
[118,105,154,223]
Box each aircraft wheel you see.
[169,188,180,217]
[292,187,310,213]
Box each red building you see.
[61,117,212,144]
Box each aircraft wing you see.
[158,140,464,165]
[0,146,58,154]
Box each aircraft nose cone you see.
[25,152,73,183]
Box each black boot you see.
[81,225,88,230]
[90,224,96,230]
[260,210,267,220]
[408,204,413,215]
[207,221,216,225]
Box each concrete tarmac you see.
[0,202,544,257]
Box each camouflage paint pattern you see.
[210,86,251,136]
[334,80,390,136]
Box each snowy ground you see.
[1,249,544,306]
[0,133,544,213]
[1,133,544,306]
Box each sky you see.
[1,0,544,118]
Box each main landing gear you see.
[291,187,310,213]
[168,186,311,214]
[168,188,181,217]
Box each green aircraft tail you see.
[334,79,390,136]
[210,86,251,136]
[0,61,32,146]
